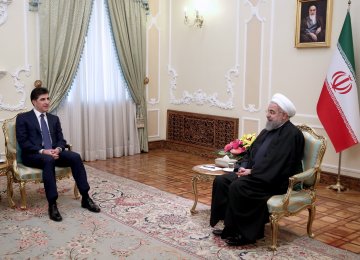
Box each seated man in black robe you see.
[210,93,305,246]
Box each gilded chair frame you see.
[2,114,80,209]
[267,124,327,250]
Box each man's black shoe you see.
[212,229,223,236]
[212,229,234,239]
[81,197,100,212]
[49,204,62,222]
[225,235,255,246]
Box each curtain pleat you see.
[106,0,149,152]
[56,0,140,161]
[39,0,93,111]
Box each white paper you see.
[222,167,235,172]
[200,165,223,171]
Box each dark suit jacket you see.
[16,110,67,156]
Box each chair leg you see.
[19,181,27,210]
[307,205,316,238]
[6,171,16,208]
[74,184,80,200]
[269,214,279,251]
[269,213,279,251]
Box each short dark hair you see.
[30,87,49,101]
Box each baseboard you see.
[148,140,165,150]
[149,140,360,191]
[319,171,360,191]
[149,140,218,158]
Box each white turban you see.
[271,93,296,117]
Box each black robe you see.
[210,121,305,241]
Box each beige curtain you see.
[39,0,93,111]
[56,0,140,161]
[107,0,149,152]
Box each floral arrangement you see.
[216,133,256,160]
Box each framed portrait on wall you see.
[295,0,333,48]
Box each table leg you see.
[190,174,200,214]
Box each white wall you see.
[146,0,360,178]
[1,0,360,179]
[0,0,39,160]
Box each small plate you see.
[222,168,234,172]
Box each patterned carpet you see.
[0,166,358,259]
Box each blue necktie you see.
[40,114,52,149]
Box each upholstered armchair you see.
[2,114,80,209]
[267,124,327,250]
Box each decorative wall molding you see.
[147,108,160,138]
[241,117,261,136]
[167,0,239,110]
[242,0,266,113]
[0,65,31,112]
[267,0,275,102]
[146,9,161,105]
[0,0,12,26]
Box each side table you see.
[190,164,225,214]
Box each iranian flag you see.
[317,11,360,153]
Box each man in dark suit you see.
[16,87,100,222]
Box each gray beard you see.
[265,120,282,131]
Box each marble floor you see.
[85,148,360,254]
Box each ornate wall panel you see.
[147,26,160,105]
[242,117,260,136]
[167,110,239,155]
[0,0,32,121]
[242,0,266,113]
[148,109,160,138]
[0,66,30,114]
[147,0,160,105]
[167,0,239,110]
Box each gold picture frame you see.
[295,0,333,48]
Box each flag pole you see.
[328,0,352,193]
[319,0,358,192]
[328,152,346,192]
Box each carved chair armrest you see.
[291,168,317,183]
[282,168,317,207]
